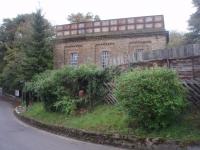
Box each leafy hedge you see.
[114,68,187,130]
[24,64,112,113]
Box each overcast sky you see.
[0,0,195,32]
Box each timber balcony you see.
[55,15,166,39]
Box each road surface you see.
[0,99,123,150]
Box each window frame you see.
[70,52,79,66]
[134,49,144,61]
[101,50,110,68]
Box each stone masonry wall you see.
[54,34,167,68]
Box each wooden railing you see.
[108,44,200,66]
[106,44,200,80]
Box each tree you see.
[67,12,100,23]
[186,0,200,43]
[0,47,25,92]
[0,14,33,73]
[0,10,53,93]
[0,14,34,93]
[167,31,186,48]
[23,9,53,81]
[94,15,100,21]
[0,19,17,73]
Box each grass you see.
[23,103,200,142]
[24,103,128,133]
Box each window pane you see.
[102,27,109,32]
[145,23,153,28]
[127,25,135,30]
[136,24,144,29]
[110,20,117,25]
[94,21,101,26]
[78,29,85,34]
[71,24,78,29]
[110,26,117,31]
[64,25,70,30]
[86,28,93,33]
[102,20,109,26]
[94,28,101,33]
[78,23,85,28]
[127,18,135,24]
[118,19,126,25]
[136,18,144,23]
[64,31,70,35]
[71,30,77,35]
[85,22,93,28]
[155,23,163,28]
[119,25,126,31]
[154,16,163,22]
[145,17,153,23]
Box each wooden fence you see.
[182,79,200,109]
[103,82,117,104]
[108,44,200,80]
[104,79,200,108]
[104,44,200,105]
[109,44,200,66]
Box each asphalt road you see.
[0,99,124,150]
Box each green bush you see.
[24,64,113,112]
[115,68,187,130]
[54,96,76,115]
[24,70,61,111]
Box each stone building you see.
[54,15,169,68]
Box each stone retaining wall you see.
[14,108,200,150]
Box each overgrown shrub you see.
[24,64,113,112]
[24,70,60,111]
[114,68,187,130]
[54,96,76,115]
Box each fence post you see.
[0,88,2,96]
[192,57,195,79]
